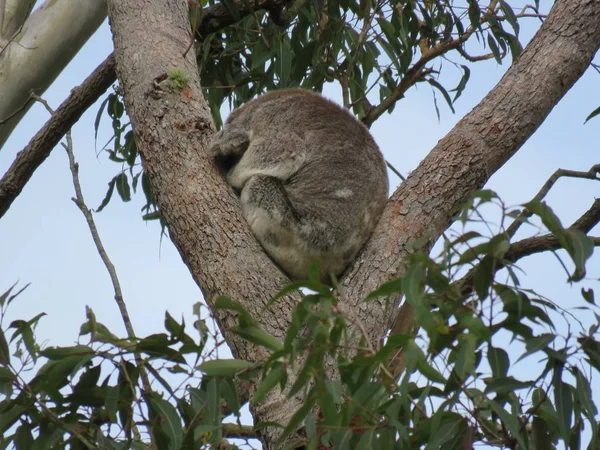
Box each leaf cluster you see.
[2,196,598,448]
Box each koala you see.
[209,89,389,282]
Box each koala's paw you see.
[210,128,250,173]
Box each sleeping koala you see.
[209,89,388,282]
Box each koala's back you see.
[215,89,388,281]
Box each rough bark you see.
[106,0,600,447]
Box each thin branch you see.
[47,96,154,444]
[505,164,600,239]
[456,45,496,63]
[32,94,157,445]
[222,423,259,440]
[456,196,600,300]
[506,233,600,264]
[571,198,600,233]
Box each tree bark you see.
[105,1,303,446]
[106,0,600,447]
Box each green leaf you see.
[403,262,425,307]
[213,297,255,326]
[416,357,445,383]
[40,345,94,359]
[531,416,553,450]
[96,175,117,212]
[484,377,533,394]
[0,282,29,308]
[0,330,9,366]
[0,403,27,434]
[581,288,595,304]
[467,0,481,30]
[573,368,597,423]
[197,359,254,377]
[9,314,44,363]
[276,392,317,446]
[488,346,509,378]
[147,394,183,450]
[229,325,283,352]
[584,105,600,123]
[427,78,455,113]
[365,278,403,301]
[487,33,502,64]
[115,172,131,202]
[564,229,594,281]
[275,37,292,86]
[579,336,600,372]
[164,312,184,338]
[94,95,110,142]
[454,333,477,379]
[554,380,573,443]
[452,65,471,102]
[517,333,555,362]
[107,93,124,119]
[254,363,286,404]
[499,1,520,35]
[14,423,34,449]
[490,400,526,449]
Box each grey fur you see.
[210,89,388,281]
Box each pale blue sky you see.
[0,3,599,447]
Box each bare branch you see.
[45,97,153,445]
[572,198,600,233]
[506,233,600,264]
[506,164,600,239]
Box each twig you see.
[505,164,600,240]
[62,128,155,447]
[34,93,156,446]
[456,195,600,300]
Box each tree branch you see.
[340,0,600,362]
[505,164,600,239]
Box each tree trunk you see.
[105,1,304,445]
[106,0,600,447]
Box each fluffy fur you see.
[210,89,388,281]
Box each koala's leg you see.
[209,126,250,173]
[226,132,307,190]
[240,175,307,278]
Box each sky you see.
[0,1,599,447]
